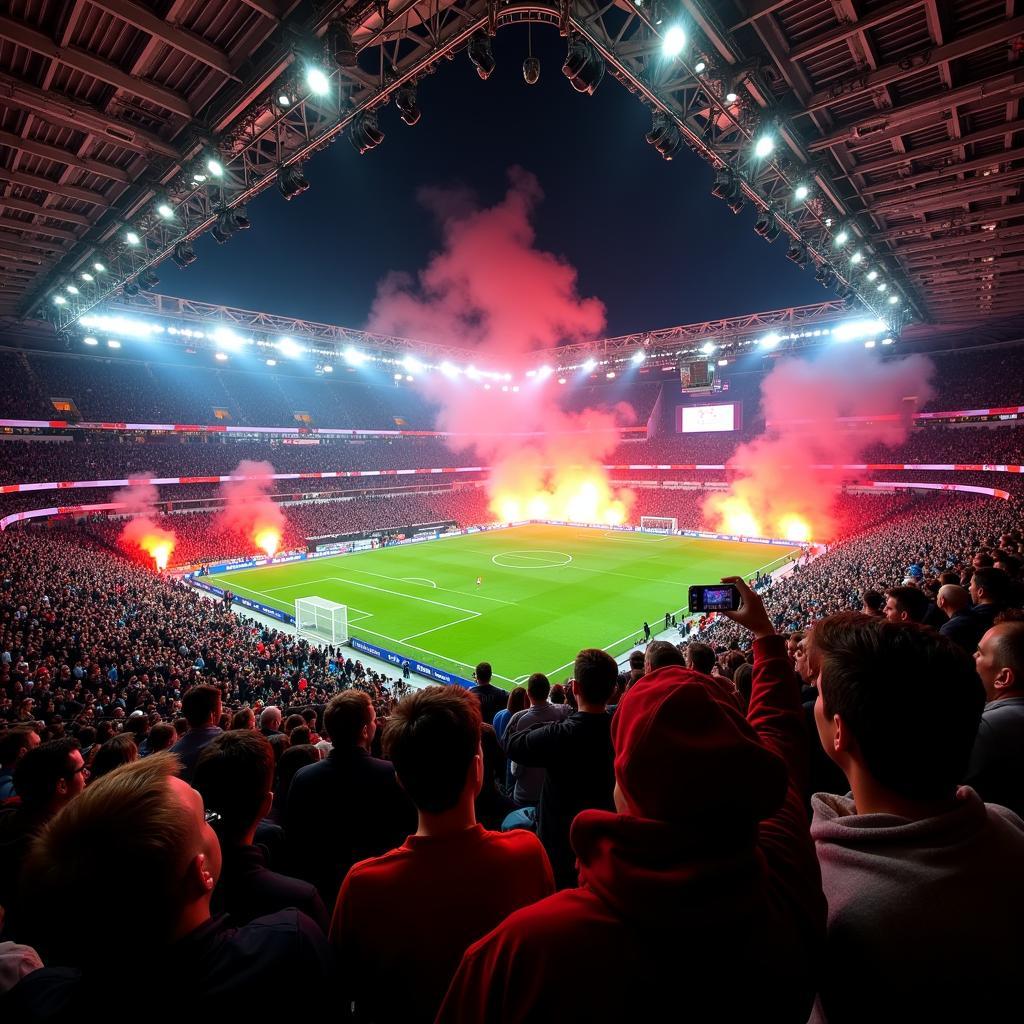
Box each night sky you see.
[156,26,824,338]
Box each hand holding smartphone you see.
[688,584,742,613]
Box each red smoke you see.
[113,476,176,570]
[367,168,634,523]
[218,460,286,556]
[705,347,935,541]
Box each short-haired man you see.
[502,673,569,814]
[259,705,284,736]
[969,566,1012,633]
[331,686,553,1022]
[966,617,1024,817]
[193,731,328,931]
[0,738,86,915]
[503,649,617,888]
[440,580,824,1021]
[286,690,415,904]
[810,613,1024,1022]
[643,640,684,675]
[684,641,716,676]
[882,585,930,624]
[936,583,981,652]
[170,684,223,782]
[0,727,40,800]
[9,754,333,1015]
[468,662,506,725]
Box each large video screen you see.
[676,402,741,434]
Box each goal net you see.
[640,516,678,534]
[295,596,348,645]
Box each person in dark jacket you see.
[285,690,415,905]
[7,753,332,1020]
[193,730,328,932]
[468,662,506,725]
[504,650,616,888]
[439,578,825,1023]
[937,584,984,653]
[169,684,223,783]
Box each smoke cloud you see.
[367,168,634,524]
[113,475,176,569]
[218,460,286,555]
[704,346,935,541]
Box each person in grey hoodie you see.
[808,612,1024,1024]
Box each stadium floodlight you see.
[694,59,707,73]
[306,66,330,95]
[864,340,876,348]
[125,230,140,245]
[66,284,79,295]
[277,93,291,107]
[266,358,277,367]
[277,337,303,358]
[631,350,645,364]
[394,372,403,380]
[93,262,106,273]
[206,155,224,177]
[403,355,424,374]
[850,250,863,264]
[344,346,366,365]
[888,294,899,304]
[214,327,244,351]
[537,365,553,379]
[759,333,780,348]
[718,358,728,366]
[558,377,567,384]
[606,371,616,379]
[834,230,849,246]
[83,336,98,345]
[725,89,739,102]
[877,282,887,292]
[80,272,94,282]
[405,374,413,382]
[832,318,886,343]
[157,201,174,219]
[215,351,228,360]
[322,364,333,373]
[583,358,597,372]
[107,339,121,348]
[866,269,878,281]
[466,365,480,380]
[80,314,160,338]
[754,134,774,158]
[440,361,460,378]
[701,341,717,354]
[794,184,809,201]
[662,25,686,57]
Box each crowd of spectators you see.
[1,490,1021,1018]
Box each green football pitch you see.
[213,524,798,688]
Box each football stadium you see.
[1,3,1023,1021]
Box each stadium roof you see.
[1,1,1021,330]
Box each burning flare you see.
[254,527,281,557]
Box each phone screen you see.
[689,584,740,613]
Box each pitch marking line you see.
[342,565,517,607]
[400,613,480,643]
[492,550,573,569]
[402,577,437,588]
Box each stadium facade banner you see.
[348,637,474,689]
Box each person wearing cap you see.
[438,578,824,1022]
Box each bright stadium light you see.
[53,294,67,305]
[307,66,330,95]
[754,134,774,158]
[214,327,245,351]
[80,272,94,282]
[125,230,140,245]
[794,184,809,201]
[157,202,174,219]
[718,358,728,366]
[537,365,553,379]
[583,358,598,372]
[276,337,303,357]
[107,339,121,348]
[206,156,224,177]
[558,377,567,384]
[662,26,686,57]
[725,89,739,103]
[405,374,414,382]
[759,332,780,348]
[864,340,876,349]
[215,351,228,360]
[80,315,159,339]
[850,250,863,264]
[266,358,277,367]
[322,364,333,373]
[631,350,645,364]
[394,372,402,380]
[66,285,79,295]
[866,269,878,281]
[403,355,424,373]
[694,59,707,73]
[440,361,460,378]
[701,341,717,354]
[832,318,886,343]
[93,262,106,273]
[344,346,366,366]
[877,282,887,292]
[888,294,899,304]
[278,94,291,107]
[835,230,848,246]
[606,371,616,379]
[83,336,98,345]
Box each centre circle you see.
[491,550,574,569]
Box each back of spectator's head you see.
[883,586,930,624]
[474,662,492,685]
[974,617,1024,702]
[786,631,806,652]
[231,708,255,730]
[14,738,84,814]
[505,686,528,715]
[860,590,885,615]
[684,642,717,676]
[181,685,221,730]
[718,650,747,680]
[324,690,374,747]
[289,725,311,746]
[23,753,217,968]
[549,683,567,705]
[573,649,617,706]
[937,584,971,617]
[267,732,290,765]
[644,640,685,675]
[970,566,1012,607]
[813,613,983,802]
[628,650,645,673]
[284,714,305,734]
[612,669,786,832]
[938,571,960,586]
[147,722,177,753]
[275,744,320,801]
[89,734,138,781]
[0,726,39,768]
[259,706,282,733]
[734,662,753,715]
[384,685,481,814]
[193,731,274,846]
[526,672,551,702]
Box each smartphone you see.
[688,584,741,613]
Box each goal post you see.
[640,516,678,534]
[295,596,349,645]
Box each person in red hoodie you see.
[437,577,825,1023]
